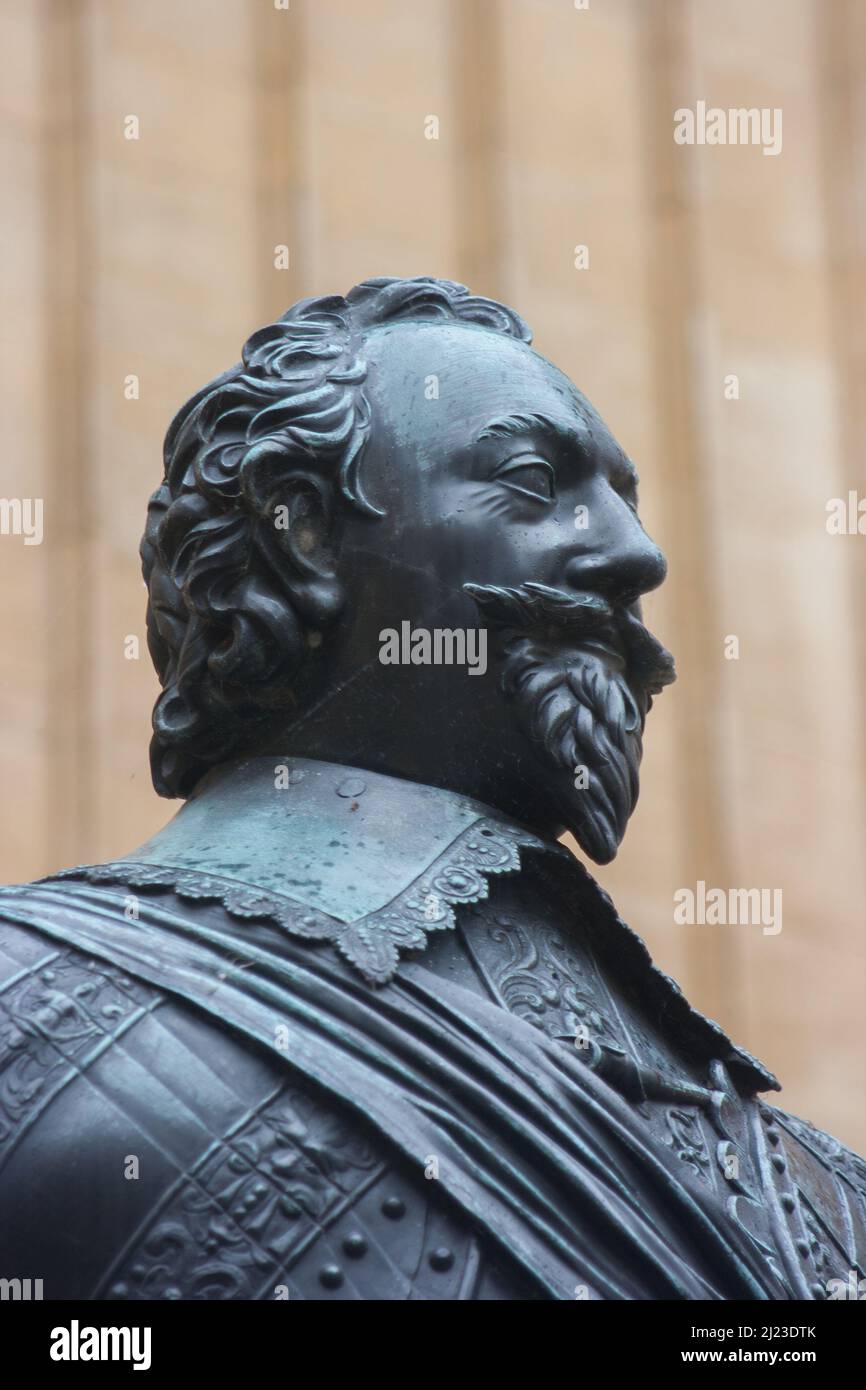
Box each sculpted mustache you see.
[463,581,676,696]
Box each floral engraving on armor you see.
[762,1106,866,1292]
[665,1107,711,1178]
[0,949,158,1166]
[463,908,737,1194]
[774,1107,866,1196]
[100,1084,383,1300]
[472,914,621,1049]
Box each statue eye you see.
[494,456,556,504]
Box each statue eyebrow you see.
[475,411,566,443]
[475,410,636,485]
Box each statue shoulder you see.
[0,909,529,1299]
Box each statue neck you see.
[254,656,565,840]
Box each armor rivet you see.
[382,1196,406,1219]
[342,1233,367,1259]
[319,1265,344,1290]
[429,1247,455,1272]
[337,778,366,798]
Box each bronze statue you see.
[1,277,863,1300]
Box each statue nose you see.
[564,529,667,603]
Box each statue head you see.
[141,276,675,863]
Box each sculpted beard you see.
[464,582,676,864]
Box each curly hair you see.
[140,276,533,798]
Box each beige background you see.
[2,0,864,1149]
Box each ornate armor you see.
[1,758,863,1300]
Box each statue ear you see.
[261,473,346,627]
